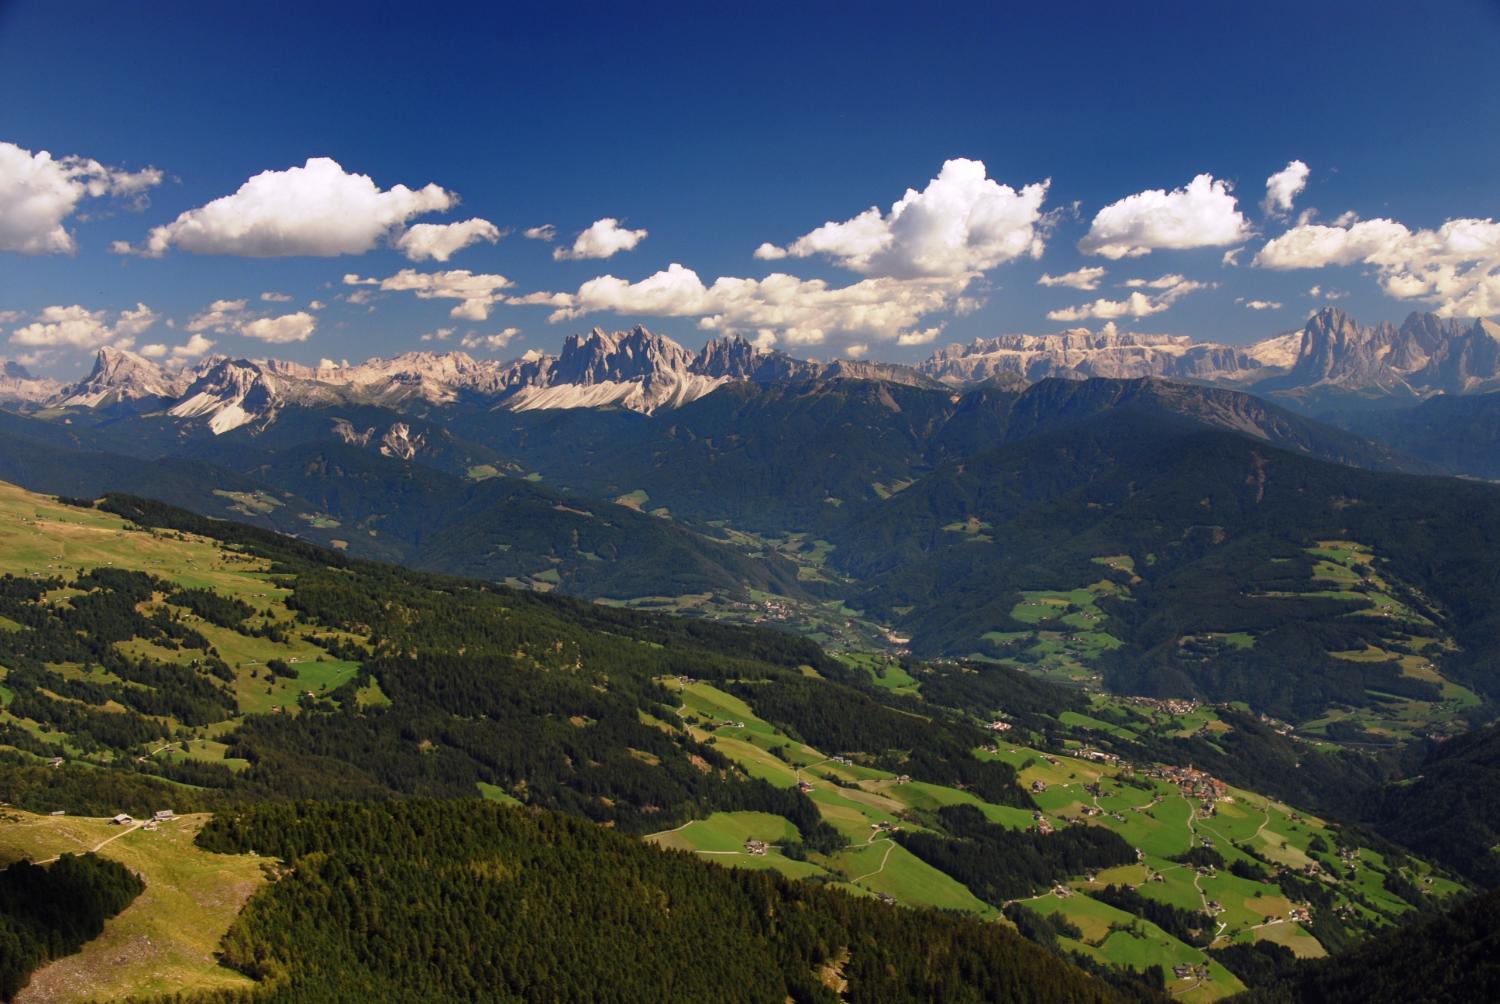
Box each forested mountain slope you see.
[828,410,1500,727]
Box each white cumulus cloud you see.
[360,269,515,321]
[460,328,520,352]
[1307,284,1348,301]
[1037,266,1106,290]
[1262,160,1310,217]
[170,333,217,358]
[241,313,316,343]
[395,217,502,262]
[186,299,249,334]
[758,158,1049,279]
[9,303,158,350]
[1237,298,1283,311]
[187,299,315,343]
[553,218,648,261]
[523,224,556,241]
[1080,173,1249,259]
[0,141,162,254]
[1122,273,1194,289]
[1255,216,1500,317]
[133,157,455,257]
[518,262,966,347]
[1046,275,1210,322]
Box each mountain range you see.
[6,308,1499,437]
[919,308,1500,405]
[2,325,941,433]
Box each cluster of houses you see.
[110,809,176,829]
[743,839,768,856]
[754,599,795,623]
[1130,696,1200,717]
[987,720,1013,733]
[1258,712,1295,737]
[1033,812,1054,835]
[1172,964,1210,981]
[1145,764,1228,808]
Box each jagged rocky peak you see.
[692,335,766,378]
[168,358,289,435]
[0,359,62,405]
[1286,307,1365,381]
[53,346,191,409]
[552,326,696,385]
[504,326,733,414]
[1270,308,1500,395]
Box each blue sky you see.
[2,0,1499,375]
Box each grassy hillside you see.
[1239,888,1500,1002]
[0,481,1472,1001]
[646,675,1461,1001]
[0,810,262,1003]
[0,429,811,606]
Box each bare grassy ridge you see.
[0,811,263,1004]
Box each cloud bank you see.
[0,141,161,254]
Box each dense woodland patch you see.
[180,800,1134,1004]
[0,852,143,1001]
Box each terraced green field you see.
[658,679,1463,1000]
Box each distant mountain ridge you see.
[0,360,61,405]
[10,308,1498,435]
[919,308,1500,403]
[24,326,937,433]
